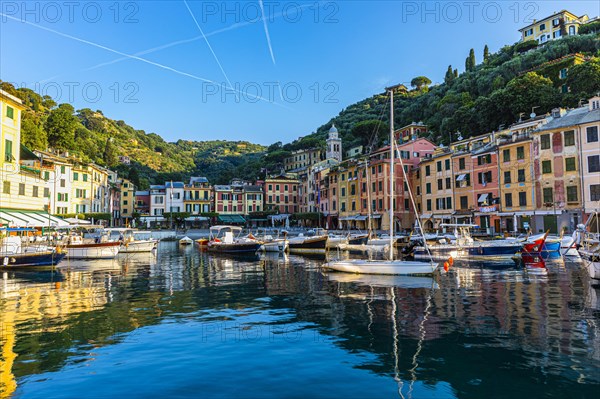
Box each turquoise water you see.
[1,243,599,398]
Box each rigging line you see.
[390,287,405,399]
[1,13,290,109]
[183,0,235,94]
[394,135,435,267]
[367,93,391,154]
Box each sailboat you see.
[579,211,600,280]
[324,85,440,276]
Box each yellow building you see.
[0,89,52,221]
[70,162,92,214]
[519,10,589,43]
[120,178,136,224]
[497,118,547,233]
[184,177,212,215]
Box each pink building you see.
[471,142,500,233]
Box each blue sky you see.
[1,1,597,145]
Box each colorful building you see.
[580,97,600,218]
[264,175,299,215]
[471,138,500,233]
[519,10,590,43]
[419,147,454,229]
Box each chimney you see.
[552,108,567,118]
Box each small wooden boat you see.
[179,236,193,246]
[196,238,209,250]
[207,226,262,253]
[522,231,549,254]
[288,234,328,255]
[1,236,65,267]
[348,234,368,245]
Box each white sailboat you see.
[324,85,440,276]
[579,211,600,280]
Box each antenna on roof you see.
[530,106,539,119]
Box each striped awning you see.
[0,209,69,227]
[218,214,246,224]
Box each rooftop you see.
[535,105,600,132]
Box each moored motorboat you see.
[107,228,158,253]
[326,234,349,249]
[1,236,65,267]
[288,234,328,255]
[323,259,437,276]
[66,236,120,260]
[522,231,549,254]
[207,226,262,253]
[348,233,368,245]
[261,238,289,253]
[179,236,193,245]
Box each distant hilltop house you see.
[118,155,131,165]
[284,124,342,172]
[518,9,595,43]
[396,122,428,143]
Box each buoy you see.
[448,256,454,266]
[443,262,449,272]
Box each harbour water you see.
[1,243,599,398]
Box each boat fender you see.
[444,261,449,272]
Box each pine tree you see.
[466,48,476,72]
[483,45,489,63]
[453,69,458,78]
[444,65,455,85]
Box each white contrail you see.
[183,0,234,93]
[0,13,290,108]
[259,0,276,65]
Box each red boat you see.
[522,231,549,254]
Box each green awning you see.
[0,209,69,227]
[217,215,246,224]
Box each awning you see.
[432,215,452,219]
[456,174,467,181]
[478,193,488,202]
[454,214,472,219]
[497,211,533,217]
[269,214,290,222]
[141,216,165,222]
[532,210,561,215]
[184,216,209,222]
[218,214,246,223]
[354,215,368,221]
[420,213,432,219]
[0,209,69,227]
[339,216,353,221]
[371,214,382,219]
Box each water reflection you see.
[0,242,598,398]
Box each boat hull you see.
[119,240,157,253]
[66,242,120,259]
[580,250,600,280]
[261,240,288,253]
[288,236,328,254]
[323,259,437,276]
[326,236,349,249]
[414,243,520,261]
[1,251,66,267]
[348,235,368,245]
[207,242,261,253]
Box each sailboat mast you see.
[365,158,373,237]
[389,88,395,261]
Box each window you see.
[60,165,65,174]
[565,157,576,171]
[6,106,14,119]
[416,186,421,195]
[446,197,452,209]
[341,187,346,197]
[44,171,50,180]
[4,139,13,162]
[518,192,527,206]
[2,181,9,194]
[516,146,524,160]
[552,18,560,26]
[437,179,443,190]
[503,149,510,162]
[425,165,430,176]
[564,130,575,146]
[569,25,576,35]
[404,199,409,210]
[518,169,526,182]
[589,155,600,173]
[426,199,432,211]
[559,68,568,79]
[44,188,49,197]
[459,158,465,170]
[540,134,550,150]
[426,183,431,194]
[378,165,382,173]
[591,185,600,201]
[553,30,562,39]
[542,160,552,174]
[350,185,356,196]
[17,183,25,195]
[587,126,599,143]
[437,161,442,172]
[504,171,511,184]
[32,186,39,197]
[445,159,450,170]
[73,172,79,181]
[539,23,546,30]
[567,186,578,202]
[445,177,451,189]
[478,171,492,184]
[83,174,88,182]
[378,181,383,191]
[543,187,553,203]
[460,196,468,210]
[504,193,513,207]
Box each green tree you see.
[351,119,390,149]
[103,138,118,166]
[502,72,558,118]
[128,167,141,188]
[453,69,459,78]
[45,103,77,150]
[483,45,489,63]
[410,76,432,91]
[444,66,455,85]
[21,111,48,150]
[465,48,476,72]
[565,59,600,98]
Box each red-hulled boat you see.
[522,231,549,254]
